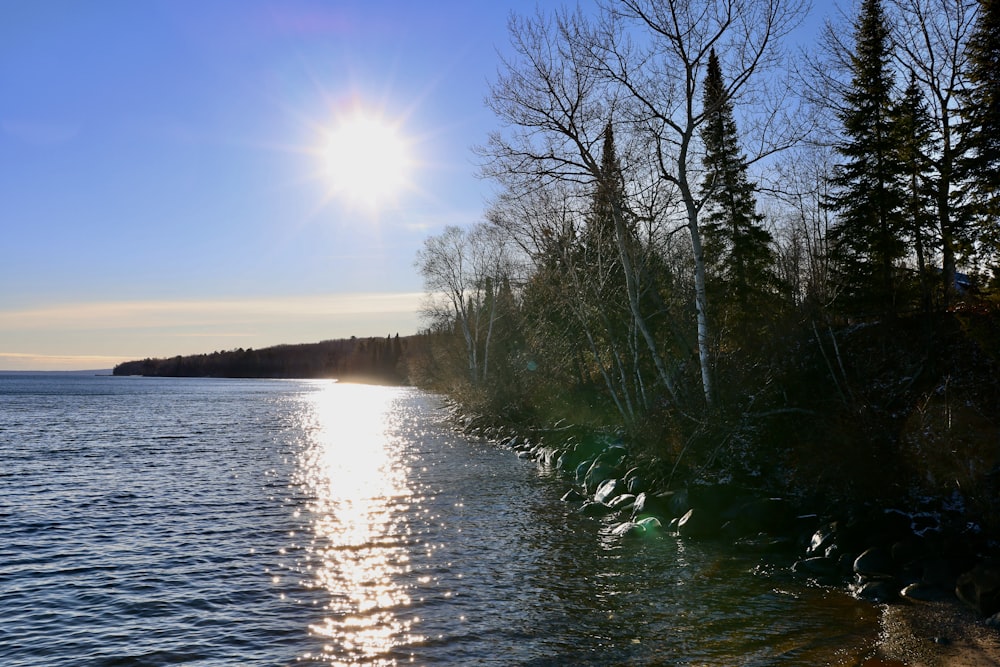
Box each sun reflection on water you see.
[297,382,422,665]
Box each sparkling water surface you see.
[0,374,878,666]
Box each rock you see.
[667,488,691,517]
[631,491,675,520]
[852,579,900,603]
[556,447,584,472]
[538,446,561,467]
[610,521,643,538]
[792,556,840,578]
[723,497,797,538]
[561,488,587,503]
[580,500,615,517]
[623,467,651,495]
[920,557,956,590]
[733,534,795,553]
[584,461,618,494]
[808,522,838,555]
[677,508,720,539]
[854,547,896,580]
[608,493,637,511]
[594,478,623,504]
[636,516,662,533]
[597,444,628,466]
[900,582,953,604]
[956,562,1000,616]
[575,459,593,484]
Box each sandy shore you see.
[865,601,1000,666]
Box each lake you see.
[0,374,880,666]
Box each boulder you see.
[597,444,629,466]
[561,488,587,503]
[580,500,615,517]
[733,534,796,554]
[610,516,663,539]
[854,547,896,580]
[677,508,720,539]
[900,583,953,604]
[808,522,839,556]
[636,516,662,533]
[610,521,644,538]
[623,467,650,495]
[609,493,637,512]
[956,562,1000,616]
[725,497,797,537]
[852,580,900,603]
[631,491,676,521]
[792,556,840,578]
[594,478,623,504]
[584,461,619,494]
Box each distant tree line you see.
[113,335,412,384]
[412,0,1000,510]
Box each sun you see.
[323,112,412,209]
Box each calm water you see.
[0,374,880,666]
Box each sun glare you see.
[324,112,412,209]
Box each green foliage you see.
[891,71,939,312]
[960,0,1000,262]
[826,0,908,319]
[699,48,783,345]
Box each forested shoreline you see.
[112,335,417,384]
[410,0,1000,533]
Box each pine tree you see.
[827,0,907,318]
[584,122,631,309]
[699,48,777,331]
[960,0,1000,267]
[892,71,937,312]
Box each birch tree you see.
[888,0,978,307]
[416,224,512,386]
[591,0,808,404]
[482,7,683,407]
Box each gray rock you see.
[594,478,623,504]
[584,462,618,494]
[610,521,642,537]
[793,556,840,578]
[854,547,896,580]
[608,493,637,511]
[561,488,587,503]
[677,508,720,539]
[956,562,1000,616]
[631,491,676,520]
[580,500,615,517]
[900,582,953,603]
[852,580,900,603]
[808,522,838,555]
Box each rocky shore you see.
[453,409,1000,666]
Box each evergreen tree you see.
[827,0,907,318]
[584,122,631,322]
[892,71,937,312]
[699,48,777,331]
[960,0,1000,268]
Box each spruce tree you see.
[699,48,777,330]
[892,71,937,312]
[960,0,1000,267]
[827,0,907,319]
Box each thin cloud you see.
[0,293,424,331]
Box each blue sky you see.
[1,0,828,371]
